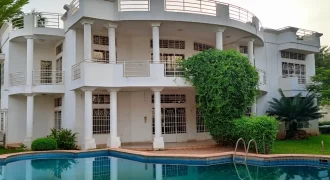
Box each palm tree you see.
[0,0,29,27]
[267,89,322,139]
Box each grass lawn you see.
[0,147,25,155]
[273,134,330,155]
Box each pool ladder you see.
[233,138,259,162]
[233,138,259,180]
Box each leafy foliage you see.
[267,89,322,138]
[315,46,330,69]
[309,46,330,105]
[47,128,78,150]
[232,116,278,154]
[0,0,29,27]
[309,68,330,105]
[31,159,77,177]
[31,138,57,151]
[181,49,259,145]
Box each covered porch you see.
[75,87,212,150]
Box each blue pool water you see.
[1,156,330,180]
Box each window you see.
[54,111,61,130]
[40,61,52,84]
[56,57,62,83]
[152,94,186,104]
[239,46,248,54]
[196,108,207,133]
[281,51,306,60]
[282,62,306,84]
[54,98,62,107]
[150,39,185,49]
[93,50,109,62]
[0,63,3,86]
[153,165,188,178]
[194,42,214,51]
[93,108,110,134]
[152,108,187,134]
[93,35,109,46]
[93,94,110,104]
[56,43,63,55]
[93,157,111,180]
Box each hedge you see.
[232,116,278,154]
[31,137,58,151]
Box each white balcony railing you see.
[256,68,267,85]
[33,70,65,85]
[282,75,311,85]
[164,62,184,77]
[11,12,63,30]
[9,71,65,86]
[164,0,256,24]
[119,61,151,77]
[9,72,26,86]
[70,0,80,14]
[37,12,62,29]
[119,0,150,11]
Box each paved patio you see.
[121,140,243,155]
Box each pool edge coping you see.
[1,148,330,161]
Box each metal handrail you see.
[119,0,150,11]
[164,0,259,25]
[245,139,258,161]
[233,138,246,162]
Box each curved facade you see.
[0,0,323,150]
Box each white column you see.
[248,39,257,115]
[248,39,255,66]
[151,22,161,63]
[151,87,164,150]
[81,20,94,61]
[110,157,118,180]
[81,87,96,150]
[24,94,34,148]
[105,22,118,63]
[155,164,163,180]
[216,27,226,50]
[25,36,34,87]
[107,88,121,148]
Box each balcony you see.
[8,12,64,42]
[71,60,267,91]
[8,70,65,95]
[264,27,322,53]
[279,75,311,96]
[65,0,264,41]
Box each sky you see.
[22,0,330,46]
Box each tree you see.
[181,49,259,145]
[0,0,29,27]
[309,46,330,105]
[315,46,330,69]
[267,89,322,139]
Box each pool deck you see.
[1,140,330,163]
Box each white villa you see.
[0,0,323,150]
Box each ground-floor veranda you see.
[6,87,214,149]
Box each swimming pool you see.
[0,151,329,179]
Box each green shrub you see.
[47,128,78,150]
[232,116,278,154]
[181,49,259,145]
[31,138,57,151]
